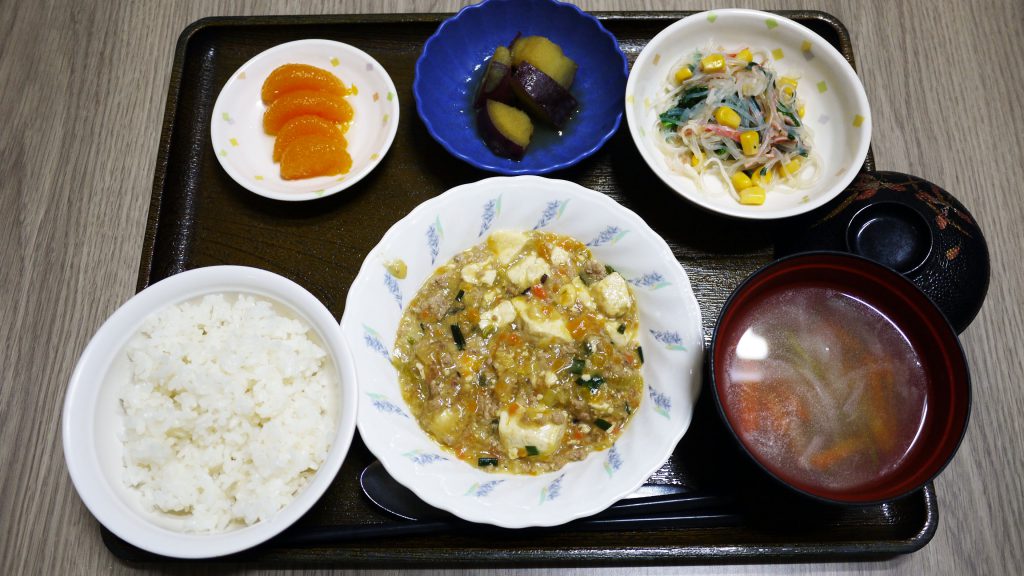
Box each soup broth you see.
[722,286,928,492]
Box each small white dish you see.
[211,39,399,201]
[625,9,872,220]
[62,266,358,558]
[341,175,704,528]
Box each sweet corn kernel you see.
[751,166,774,185]
[740,130,760,155]
[674,66,693,83]
[736,48,753,63]
[700,53,726,73]
[779,157,802,176]
[714,106,742,129]
[739,186,766,205]
[731,171,753,191]
[779,77,798,98]
[689,152,703,167]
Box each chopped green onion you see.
[576,375,605,390]
[451,324,465,350]
[636,346,644,364]
[525,445,540,456]
[540,273,548,284]
[604,264,616,274]
[617,324,626,334]
[478,373,489,386]
[625,402,632,415]
[569,357,586,374]
[478,457,498,467]
[455,289,465,302]
[594,418,612,431]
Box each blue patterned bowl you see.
[340,176,704,528]
[414,0,627,174]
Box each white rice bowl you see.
[63,266,358,558]
[341,176,704,528]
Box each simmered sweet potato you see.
[510,35,577,89]
[478,99,534,160]
[511,62,578,129]
[474,46,515,108]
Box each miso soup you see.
[721,286,928,492]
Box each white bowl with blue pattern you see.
[340,176,703,528]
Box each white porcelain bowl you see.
[62,266,358,558]
[625,9,872,219]
[341,176,704,528]
[211,39,399,201]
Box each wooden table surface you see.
[2,0,1021,574]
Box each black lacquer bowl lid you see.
[775,171,989,333]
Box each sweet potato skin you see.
[511,62,579,129]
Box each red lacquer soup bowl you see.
[710,252,970,504]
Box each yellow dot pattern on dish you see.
[626,94,634,105]
[351,84,359,95]
[644,97,651,109]
[229,138,238,147]
[336,176,346,182]
[254,175,264,181]
[653,54,661,65]
[219,149,228,157]
[330,57,340,67]
[765,18,778,29]
[237,72,246,80]
[801,40,812,52]
[221,112,232,122]
[771,48,784,60]
[315,189,325,196]
[371,153,380,160]
[387,92,394,102]
[707,13,717,23]
[817,81,828,93]
[853,114,865,127]
[373,92,380,102]
[383,114,390,124]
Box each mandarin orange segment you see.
[263,90,354,135]
[273,115,347,162]
[261,63,349,104]
[279,134,352,180]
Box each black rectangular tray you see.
[105,11,935,566]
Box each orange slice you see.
[273,115,347,162]
[261,63,349,104]
[263,90,353,135]
[279,133,352,180]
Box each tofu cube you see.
[498,408,567,458]
[591,272,633,317]
[511,297,572,342]
[479,300,516,332]
[487,230,528,265]
[505,255,551,292]
[461,260,497,285]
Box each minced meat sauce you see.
[392,230,643,474]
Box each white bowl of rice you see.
[62,266,357,559]
[625,9,871,219]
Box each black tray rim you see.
[127,10,930,566]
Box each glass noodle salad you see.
[654,44,821,205]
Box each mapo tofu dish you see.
[393,230,644,474]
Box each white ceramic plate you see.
[62,266,358,558]
[211,39,399,201]
[341,176,704,528]
[625,9,872,219]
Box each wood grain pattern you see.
[1,1,1021,575]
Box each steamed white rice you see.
[118,293,337,533]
